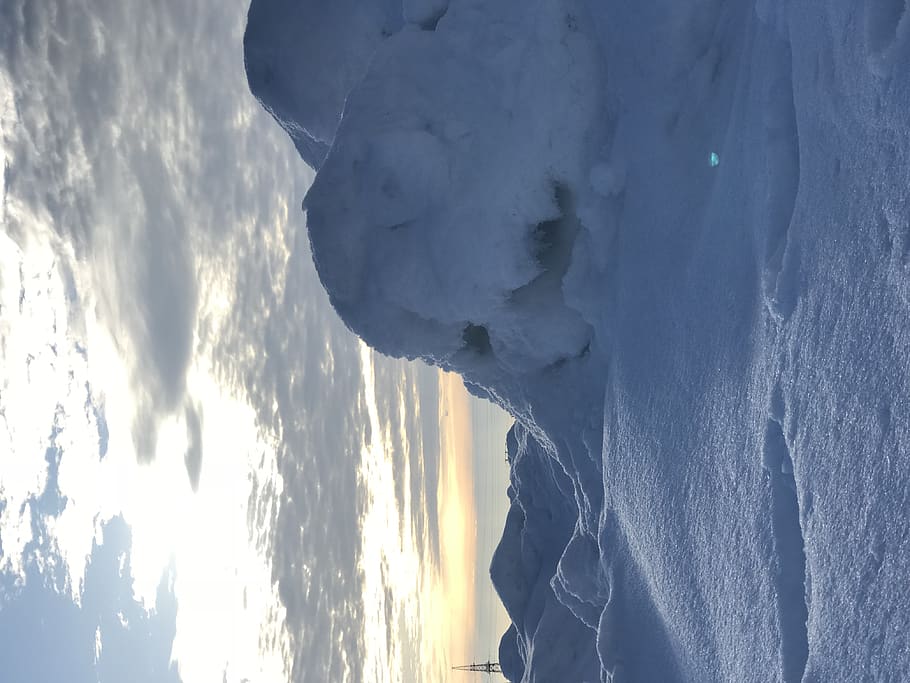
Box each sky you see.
[0,1,511,681]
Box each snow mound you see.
[296,0,606,385]
[492,423,601,683]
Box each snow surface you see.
[245,0,910,680]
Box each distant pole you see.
[453,661,503,674]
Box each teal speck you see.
[709,152,720,167]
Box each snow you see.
[243,0,404,168]
[245,0,910,680]
[300,0,606,380]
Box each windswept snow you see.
[246,0,910,680]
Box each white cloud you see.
[94,625,103,664]
[0,227,64,582]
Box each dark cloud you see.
[184,402,203,492]
[129,148,198,411]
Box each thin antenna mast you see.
[452,661,503,674]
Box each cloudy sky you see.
[0,0,510,681]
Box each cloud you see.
[1,0,195,459]
[0,0,444,680]
[372,352,442,566]
[183,402,203,492]
[123,145,199,462]
[94,625,102,664]
[0,0,295,462]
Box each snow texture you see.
[245,0,910,680]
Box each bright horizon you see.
[435,371,477,673]
[431,371,513,676]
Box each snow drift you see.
[246,0,910,680]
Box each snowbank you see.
[246,0,910,680]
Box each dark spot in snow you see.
[763,418,809,682]
[418,6,448,31]
[462,323,492,357]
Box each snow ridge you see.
[762,404,809,682]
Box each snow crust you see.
[245,0,910,680]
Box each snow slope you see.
[245,0,910,680]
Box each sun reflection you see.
[435,370,477,672]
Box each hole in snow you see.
[531,183,578,277]
[462,323,492,357]
[419,7,447,31]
